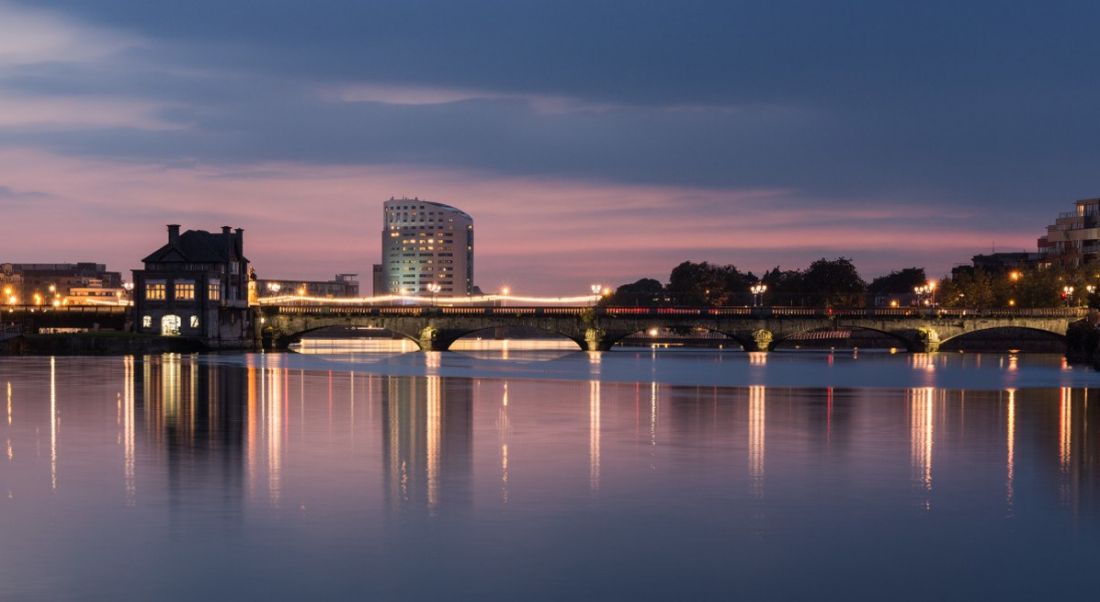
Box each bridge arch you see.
[445,324,586,351]
[938,326,1065,352]
[263,323,424,351]
[770,325,922,352]
[604,326,752,351]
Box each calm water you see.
[3,349,1100,601]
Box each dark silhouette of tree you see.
[666,261,749,306]
[868,267,927,296]
[800,257,866,307]
[603,278,665,306]
[760,267,805,306]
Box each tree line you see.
[601,259,1098,308]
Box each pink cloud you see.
[0,149,1039,293]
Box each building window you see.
[145,282,166,301]
[208,281,221,301]
[190,315,199,328]
[174,280,195,300]
[142,315,152,329]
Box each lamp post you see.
[750,283,767,308]
[591,283,603,306]
[267,282,282,296]
[427,283,442,306]
[1064,285,1075,307]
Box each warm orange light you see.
[1008,299,1016,306]
[889,299,899,308]
[500,286,511,296]
[927,280,937,291]
[51,299,60,308]
[1009,271,1022,282]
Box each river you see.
[2,347,1099,600]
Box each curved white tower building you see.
[381,197,475,295]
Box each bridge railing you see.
[261,305,1091,319]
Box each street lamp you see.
[1064,285,1075,307]
[750,284,767,307]
[427,283,442,306]
[267,282,282,295]
[590,284,603,306]
[500,286,511,296]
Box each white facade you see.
[381,197,475,295]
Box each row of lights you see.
[3,283,134,307]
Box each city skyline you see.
[2,1,1098,293]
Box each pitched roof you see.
[142,230,248,264]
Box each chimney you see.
[167,224,180,244]
[234,228,244,256]
[222,225,231,235]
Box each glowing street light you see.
[750,283,767,307]
[590,284,603,295]
[1009,271,1022,282]
[1064,285,1075,307]
[426,282,442,306]
[500,286,511,296]
[267,282,282,294]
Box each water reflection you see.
[910,387,935,501]
[382,374,472,516]
[748,385,765,497]
[7,355,1100,599]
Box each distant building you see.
[372,264,385,296]
[380,197,474,296]
[950,252,1036,280]
[0,262,121,305]
[257,273,359,298]
[131,225,252,346]
[1038,198,1100,267]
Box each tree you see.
[801,257,866,307]
[666,261,749,306]
[603,278,665,306]
[868,268,927,296]
[760,267,805,306]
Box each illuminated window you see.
[142,315,152,328]
[145,282,166,301]
[174,280,195,300]
[208,281,221,301]
[190,315,199,328]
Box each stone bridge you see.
[257,305,1087,352]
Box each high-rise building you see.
[1038,197,1100,267]
[381,197,475,295]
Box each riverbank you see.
[0,332,207,355]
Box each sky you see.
[0,0,1096,294]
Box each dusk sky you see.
[1,0,1097,293]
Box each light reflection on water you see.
[3,353,1100,600]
